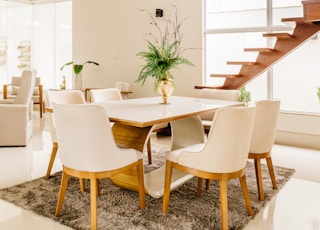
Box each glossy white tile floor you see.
[0,110,320,230]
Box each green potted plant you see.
[60,61,99,90]
[238,86,251,106]
[135,5,194,104]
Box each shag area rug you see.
[0,145,295,230]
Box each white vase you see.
[157,79,174,104]
[73,73,82,90]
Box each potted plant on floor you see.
[135,5,194,104]
[60,61,99,90]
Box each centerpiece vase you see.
[157,79,174,104]
[73,72,82,90]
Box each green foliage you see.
[60,61,99,75]
[317,86,320,103]
[136,5,194,90]
[238,86,251,106]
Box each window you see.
[205,0,320,113]
[0,1,71,89]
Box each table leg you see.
[110,123,151,191]
[110,117,206,198]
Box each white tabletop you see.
[97,96,243,127]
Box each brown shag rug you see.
[0,145,295,230]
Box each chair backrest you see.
[198,89,239,101]
[13,69,36,105]
[115,81,129,91]
[45,90,86,107]
[197,89,239,121]
[53,103,139,172]
[11,76,41,96]
[250,100,281,153]
[45,90,86,143]
[178,106,256,173]
[90,88,122,103]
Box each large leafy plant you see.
[136,5,194,90]
[60,61,99,75]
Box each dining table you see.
[96,96,244,198]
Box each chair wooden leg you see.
[45,142,58,179]
[205,179,210,190]
[254,158,264,201]
[79,178,86,192]
[55,171,69,216]
[147,138,152,164]
[39,102,43,118]
[197,177,204,196]
[136,159,146,209]
[219,178,228,230]
[90,177,98,230]
[96,179,100,196]
[162,160,173,213]
[239,174,254,217]
[39,85,43,118]
[266,156,278,189]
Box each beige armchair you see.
[0,69,36,146]
[53,103,145,230]
[162,106,256,230]
[3,76,44,118]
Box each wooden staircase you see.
[196,1,320,90]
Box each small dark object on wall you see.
[156,9,163,17]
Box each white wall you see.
[72,0,203,98]
[276,112,320,150]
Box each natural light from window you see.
[205,0,320,114]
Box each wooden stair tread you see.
[263,32,293,39]
[210,74,241,78]
[227,61,258,65]
[282,17,305,22]
[244,48,275,53]
[194,85,225,90]
[281,17,314,23]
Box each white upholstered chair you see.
[0,69,36,146]
[248,100,281,201]
[162,106,256,230]
[197,89,239,132]
[90,87,159,165]
[3,75,44,118]
[53,103,145,230]
[44,90,86,179]
[89,88,122,102]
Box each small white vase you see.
[157,79,174,104]
[73,73,82,90]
